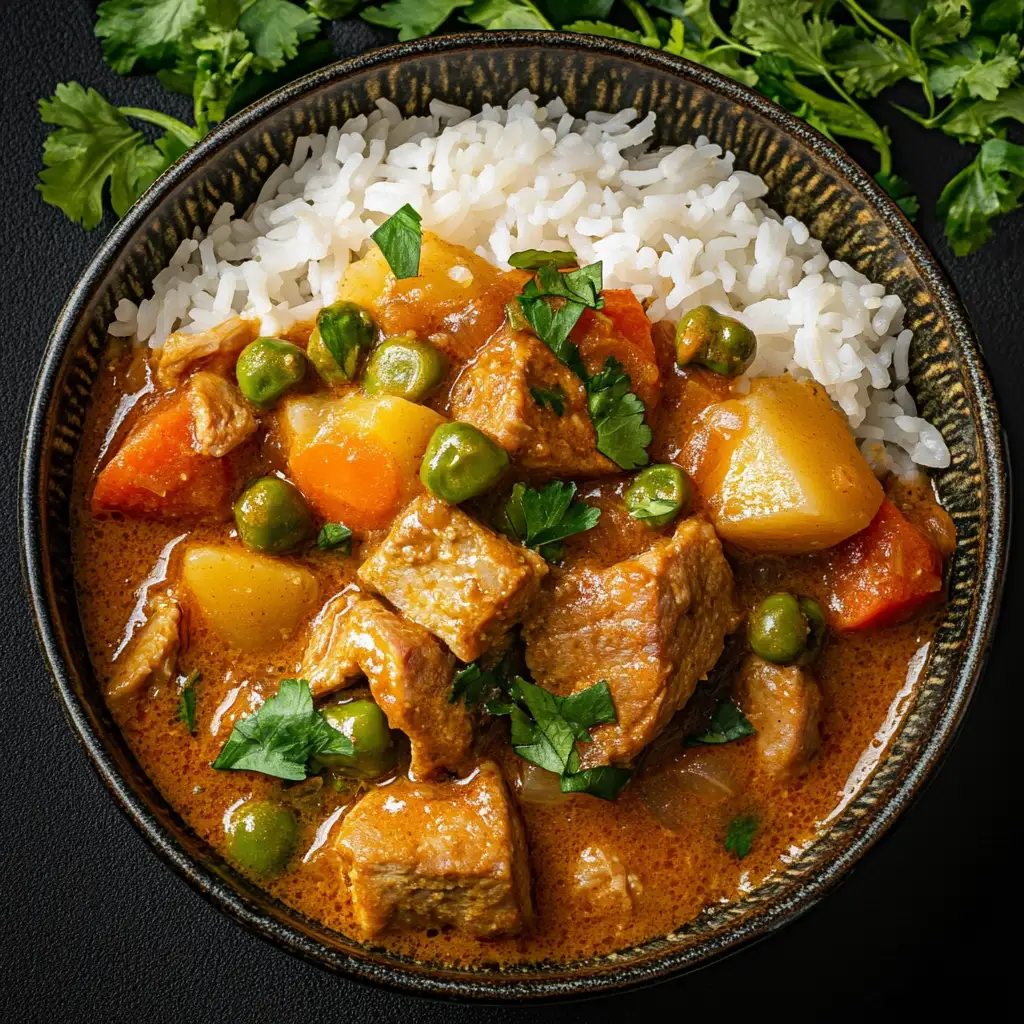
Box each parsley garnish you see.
[725,813,759,860]
[502,480,601,562]
[317,522,353,553]
[586,356,653,470]
[686,698,756,746]
[371,204,423,279]
[451,662,631,801]
[178,668,200,735]
[212,678,355,781]
[530,385,567,416]
[509,248,578,270]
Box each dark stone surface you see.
[1,0,1018,1018]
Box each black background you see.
[1,1,1019,1019]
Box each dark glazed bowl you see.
[21,31,1009,1001]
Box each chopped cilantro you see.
[371,204,423,279]
[725,813,759,860]
[178,668,200,735]
[508,248,578,270]
[586,356,652,470]
[317,522,353,553]
[212,678,355,781]
[686,698,756,745]
[502,480,601,562]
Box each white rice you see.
[108,91,949,472]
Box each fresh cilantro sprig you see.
[502,480,601,561]
[586,356,653,470]
[686,698,756,745]
[452,662,632,800]
[212,677,355,781]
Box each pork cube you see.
[155,315,259,388]
[448,328,615,478]
[107,591,182,700]
[301,592,471,778]
[735,654,822,775]
[524,516,738,765]
[186,371,258,457]
[336,761,533,938]
[358,495,548,662]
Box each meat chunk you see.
[448,328,615,478]
[524,517,738,765]
[301,593,471,778]
[735,655,822,775]
[358,495,548,662]
[186,372,258,457]
[573,845,642,919]
[155,316,259,388]
[336,761,532,939]
[107,591,182,700]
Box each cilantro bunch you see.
[38,0,1024,253]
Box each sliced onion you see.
[518,763,570,806]
[638,747,738,832]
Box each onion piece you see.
[638,746,739,832]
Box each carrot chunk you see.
[827,498,944,632]
[289,435,402,531]
[572,289,660,408]
[91,393,231,519]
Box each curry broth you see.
[72,340,936,966]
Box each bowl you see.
[20,31,1009,1000]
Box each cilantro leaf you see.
[937,86,1024,142]
[178,669,201,734]
[95,0,203,73]
[877,170,921,219]
[509,248,578,270]
[973,0,1024,34]
[725,813,758,859]
[317,522,353,553]
[564,20,645,42]
[371,204,423,279]
[734,0,852,72]
[833,38,918,98]
[909,0,971,52]
[503,480,601,561]
[587,356,652,470]
[449,647,519,709]
[362,0,472,39]
[560,765,633,798]
[937,138,1024,254]
[307,0,361,16]
[530,386,567,415]
[928,34,1022,103]
[561,680,618,735]
[464,0,553,29]
[36,83,190,229]
[212,678,355,780]
[687,698,756,745]
[238,0,320,67]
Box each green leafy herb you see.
[503,480,601,561]
[559,764,633,798]
[95,0,204,74]
[212,678,355,781]
[449,647,519,711]
[586,356,653,470]
[371,203,423,279]
[178,668,201,734]
[508,248,578,270]
[317,522,353,552]
[877,170,922,219]
[530,385,567,415]
[464,0,553,29]
[362,0,472,39]
[686,698,756,745]
[725,813,759,859]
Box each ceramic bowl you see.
[20,31,1009,1000]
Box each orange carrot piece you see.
[289,435,402,531]
[827,499,944,632]
[91,393,231,519]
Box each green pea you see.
[675,305,757,377]
[625,464,693,529]
[235,337,307,407]
[234,476,314,554]
[364,338,446,402]
[748,592,828,665]
[226,799,297,876]
[317,699,396,778]
[308,301,377,384]
[420,422,510,504]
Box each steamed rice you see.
[107,90,949,473]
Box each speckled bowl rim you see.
[20,31,1010,1002]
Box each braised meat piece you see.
[358,495,548,662]
[186,371,257,457]
[336,761,533,938]
[107,591,182,700]
[735,654,822,775]
[524,516,738,765]
[155,315,259,388]
[448,328,616,478]
[301,592,471,778]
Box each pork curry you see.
[72,217,954,965]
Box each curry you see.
[72,218,953,965]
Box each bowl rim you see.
[20,29,1010,1002]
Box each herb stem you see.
[821,67,893,175]
[119,107,199,146]
[623,0,660,47]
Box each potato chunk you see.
[681,376,883,554]
[182,545,318,652]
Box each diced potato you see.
[182,545,318,652]
[279,392,446,503]
[681,376,883,554]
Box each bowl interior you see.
[21,33,1008,1000]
